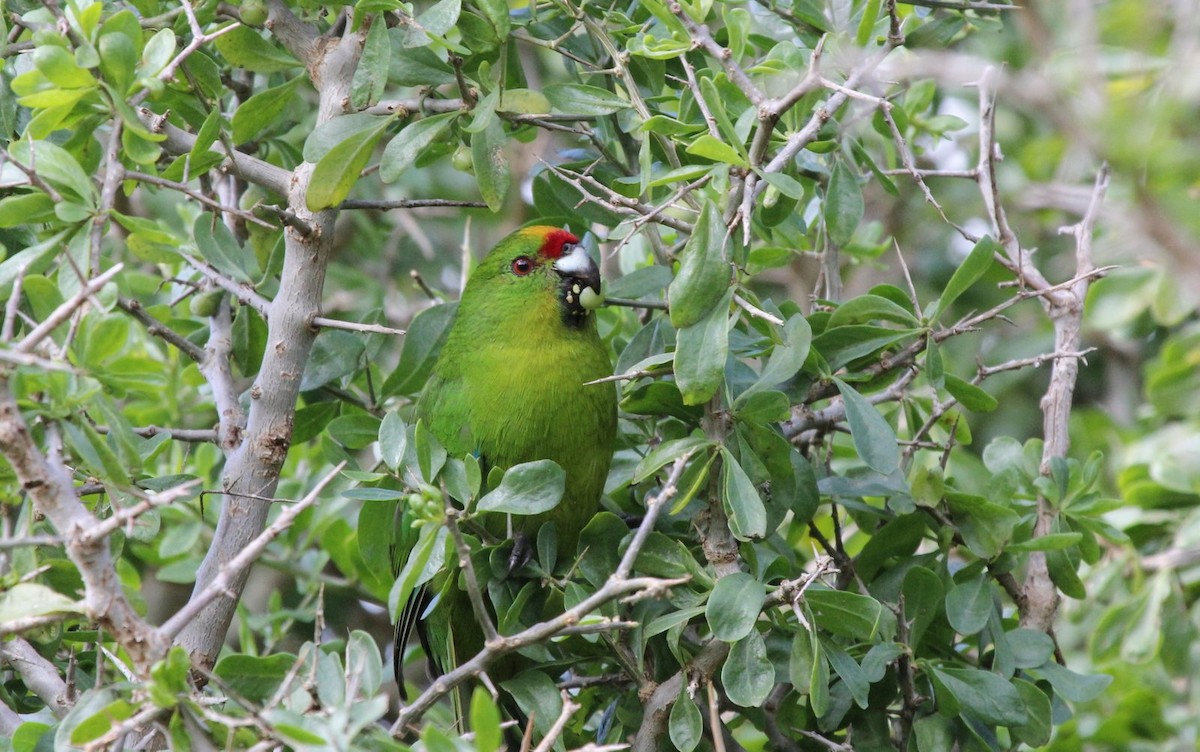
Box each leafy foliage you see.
[0,0,1193,750]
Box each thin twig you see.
[15,265,124,354]
[116,297,207,363]
[158,462,344,641]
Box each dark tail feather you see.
[394,583,431,700]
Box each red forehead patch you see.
[535,228,580,259]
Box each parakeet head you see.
[465,226,603,329]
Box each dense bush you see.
[1,0,1195,749]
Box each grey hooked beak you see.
[553,243,603,322]
[553,243,601,295]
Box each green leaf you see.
[913,714,954,752]
[470,687,503,752]
[793,625,829,715]
[544,83,631,115]
[231,76,302,144]
[328,414,383,449]
[379,411,408,471]
[741,314,811,398]
[945,492,1019,559]
[1032,660,1112,702]
[33,45,95,88]
[383,302,457,397]
[668,200,730,328]
[303,113,388,163]
[812,325,918,373]
[389,524,448,619]
[706,572,765,642]
[351,16,391,108]
[1006,532,1083,553]
[825,159,863,246]
[855,0,883,46]
[70,699,135,744]
[139,28,176,77]
[823,641,869,709]
[476,460,565,515]
[502,672,562,736]
[930,666,1027,726]
[827,294,920,328]
[214,26,301,72]
[193,214,258,283]
[722,628,774,707]
[346,630,383,696]
[306,116,391,210]
[1011,679,1052,747]
[685,134,748,167]
[926,235,999,321]
[944,573,992,636]
[0,192,56,228]
[8,140,95,205]
[721,448,767,540]
[806,588,897,641]
[905,14,966,48]
[380,113,457,182]
[731,389,790,424]
[471,115,509,211]
[63,419,130,485]
[414,421,447,483]
[421,0,463,37]
[0,583,81,622]
[212,653,298,704]
[669,688,702,752]
[390,44,456,86]
[634,435,710,484]
[943,373,998,412]
[297,330,362,390]
[674,288,733,405]
[834,378,901,475]
[497,88,552,114]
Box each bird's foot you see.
[506,532,533,578]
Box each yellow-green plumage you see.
[400,225,617,699]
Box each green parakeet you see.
[394,225,617,704]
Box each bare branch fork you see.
[975,65,1111,634]
[0,401,167,671]
[159,462,344,641]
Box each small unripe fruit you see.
[240,0,268,25]
[451,145,474,173]
[190,290,224,317]
[579,286,604,311]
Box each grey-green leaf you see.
[945,573,992,636]
[544,83,631,115]
[926,235,999,321]
[674,288,732,405]
[705,572,765,642]
[825,159,863,246]
[231,76,302,144]
[476,460,565,515]
[471,115,509,211]
[668,200,730,328]
[380,113,457,183]
[930,667,1027,726]
[720,448,767,540]
[306,116,391,210]
[722,629,774,707]
[835,378,901,475]
[379,411,408,472]
[669,689,702,752]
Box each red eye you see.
[511,257,534,276]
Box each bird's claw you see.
[506,532,533,578]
